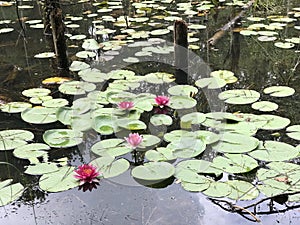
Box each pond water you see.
[0,0,300,224]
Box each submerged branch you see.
[208,0,255,45]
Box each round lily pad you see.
[218,89,260,105]
[226,180,259,200]
[251,101,278,112]
[90,156,130,178]
[131,162,175,182]
[13,143,50,160]
[0,129,34,151]
[91,139,132,157]
[75,51,97,59]
[59,81,96,95]
[249,141,298,162]
[180,112,206,129]
[39,166,78,192]
[195,77,227,89]
[43,129,83,148]
[82,39,100,50]
[212,132,259,153]
[274,42,295,49]
[286,125,300,141]
[144,72,175,84]
[1,102,32,113]
[211,153,258,174]
[145,147,176,162]
[259,114,290,130]
[25,163,59,175]
[34,52,55,58]
[21,107,58,124]
[167,137,206,158]
[69,61,90,72]
[203,182,232,198]
[263,86,295,97]
[168,85,198,96]
[150,29,170,36]
[169,96,197,109]
[0,179,24,206]
[42,98,68,108]
[150,114,173,126]
[210,70,238,84]
[22,88,51,97]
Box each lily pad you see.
[168,85,198,96]
[0,179,24,206]
[22,88,51,97]
[169,96,197,109]
[1,102,32,113]
[195,77,227,89]
[91,156,130,178]
[226,180,259,200]
[42,98,68,108]
[43,129,83,148]
[13,143,50,160]
[150,114,173,126]
[69,61,90,72]
[167,137,206,158]
[21,107,58,124]
[249,141,298,162]
[274,42,295,49]
[25,163,59,175]
[91,139,132,157]
[210,70,238,84]
[180,112,206,129]
[132,162,175,182]
[251,101,278,112]
[212,133,259,153]
[218,89,260,105]
[59,81,96,95]
[0,129,34,150]
[263,86,295,97]
[39,166,78,192]
[286,125,300,141]
[203,182,232,198]
[145,147,177,162]
[34,52,55,58]
[211,153,258,174]
[144,72,175,84]
[259,114,290,130]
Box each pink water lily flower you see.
[125,133,143,149]
[155,96,169,107]
[74,164,101,186]
[118,101,134,110]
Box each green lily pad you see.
[78,68,106,83]
[249,141,299,161]
[117,118,147,130]
[1,102,32,113]
[93,115,117,135]
[0,179,24,206]
[39,166,78,192]
[150,114,173,126]
[274,42,295,49]
[69,61,90,72]
[263,86,295,97]
[59,81,96,95]
[218,89,260,105]
[150,29,170,36]
[168,85,198,96]
[286,125,300,141]
[108,69,136,80]
[0,129,34,150]
[195,77,227,89]
[43,129,83,148]
[22,88,51,97]
[82,39,100,50]
[226,180,259,200]
[203,182,232,198]
[21,107,58,124]
[210,70,238,84]
[132,161,175,182]
[181,181,211,192]
[145,147,177,162]
[75,51,96,59]
[90,156,130,178]
[259,114,290,130]
[167,137,206,158]
[144,72,175,84]
[251,101,278,112]
[212,133,259,153]
[91,139,132,157]
[13,143,50,160]
[169,96,197,109]
[193,130,220,144]
[240,30,258,36]
[42,98,68,108]
[180,112,206,129]
[25,162,60,175]
[211,153,258,174]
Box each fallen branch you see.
[208,0,255,45]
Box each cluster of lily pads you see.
[0,0,299,210]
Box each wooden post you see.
[174,20,188,84]
[44,0,69,70]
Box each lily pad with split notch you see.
[21,107,58,124]
[168,85,198,96]
[0,179,24,206]
[0,129,34,151]
[1,102,32,113]
[39,166,78,192]
[131,162,175,185]
[226,180,259,200]
[251,101,278,112]
[43,129,83,148]
[169,96,197,109]
[263,86,295,97]
[286,125,300,141]
[59,81,96,95]
[249,141,298,162]
[91,156,130,178]
[180,112,206,129]
[218,89,260,105]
